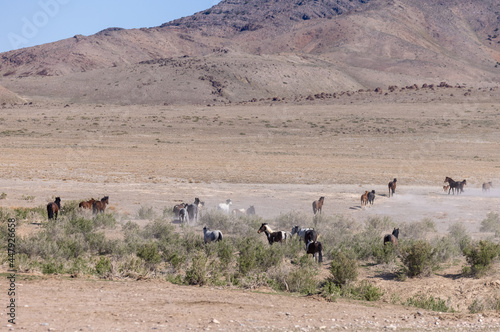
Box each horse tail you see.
[312,201,317,214]
[47,203,54,220]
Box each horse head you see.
[291,226,299,235]
[392,228,399,239]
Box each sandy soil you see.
[1,95,500,330]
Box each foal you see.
[383,228,399,247]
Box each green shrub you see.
[480,212,500,237]
[448,222,471,251]
[95,256,112,276]
[137,206,156,220]
[399,240,438,277]
[400,218,436,240]
[42,261,65,275]
[462,240,500,277]
[321,280,383,302]
[403,294,454,312]
[468,297,500,313]
[136,242,162,269]
[329,250,358,286]
[184,251,208,285]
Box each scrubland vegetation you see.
[2,204,500,313]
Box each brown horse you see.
[483,182,493,193]
[361,191,369,206]
[383,228,399,247]
[93,196,109,214]
[388,178,397,197]
[47,197,61,220]
[258,223,289,245]
[79,198,96,209]
[312,196,325,214]
[456,179,467,194]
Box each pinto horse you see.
[203,226,223,243]
[306,240,323,263]
[93,196,109,214]
[79,198,96,210]
[388,178,397,197]
[258,223,289,245]
[361,191,369,206]
[312,196,325,214]
[483,182,493,193]
[173,203,187,218]
[47,197,61,220]
[383,228,399,247]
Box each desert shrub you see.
[94,256,112,276]
[318,215,359,259]
[448,222,472,251]
[329,250,358,286]
[93,212,117,229]
[468,296,500,313]
[136,206,156,220]
[372,242,397,264]
[184,251,208,285]
[199,209,232,229]
[432,235,462,263]
[136,242,162,270]
[142,218,176,240]
[42,261,65,275]
[273,211,310,231]
[399,240,438,277]
[236,238,284,275]
[480,212,500,237]
[321,280,383,302]
[269,263,318,294]
[462,240,500,277]
[404,294,454,312]
[400,218,436,240]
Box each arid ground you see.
[1,89,500,331]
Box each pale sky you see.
[1,0,220,53]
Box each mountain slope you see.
[0,0,498,104]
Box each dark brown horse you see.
[444,177,459,195]
[79,198,96,210]
[383,228,399,247]
[457,179,467,194]
[47,197,61,220]
[388,178,397,197]
[258,223,289,245]
[312,196,325,214]
[93,196,109,214]
[483,182,493,193]
[306,240,323,263]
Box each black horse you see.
[306,240,323,263]
[367,190,376,205]
[388,178,397,197]
[383,228,399,247]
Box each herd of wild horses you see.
[45,176,493,262]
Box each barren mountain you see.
[0,0,498,104]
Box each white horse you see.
[203,226,223,244]
[217,199,232,213]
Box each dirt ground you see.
[1,93,500,330]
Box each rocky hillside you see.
[0,0,498,104]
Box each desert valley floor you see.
[1,89,500,330]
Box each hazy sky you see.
[1,0,220,53]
